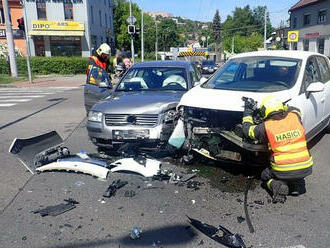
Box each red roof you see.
[289,0,323,11]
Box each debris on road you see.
[110,157,161,177]
[237,216,246,223]
[187,181,204,190]
[33,198,79,217]
[187,216,246,248]
[103,179,128,198]
[124,190,136,197]
[130,227,142,239]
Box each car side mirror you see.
[306,82,324,98]
[195,77,208,86]
[99,81,112,89]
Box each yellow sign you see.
[31,20,84,31]
[287,30,299,42]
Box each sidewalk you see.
[3,74,86,88]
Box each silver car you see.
[86,60,204,150]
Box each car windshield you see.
[202,61,216,66]
[116,67,188,92]
[202,56,301,92]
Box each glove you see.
[244,98,258,111]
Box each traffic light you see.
[133,27,140,40]
[128,25,135,34]
[17,18,24,31]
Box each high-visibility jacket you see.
[264,112,313,172]
[86,56,108,76]
[86,56,111,86]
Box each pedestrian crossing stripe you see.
[178,51,208,57]
[0,103,16,107]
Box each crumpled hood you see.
[178,85,292,111]
[92,91,185,114]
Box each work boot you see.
[289,179,306,196]
[267,179,289,204]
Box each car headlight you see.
[164,110,177,123]
[88,111,103,122]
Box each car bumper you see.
[87,120,173,147]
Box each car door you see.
[84,66,112,113]
[294,56,324,137]
[315,56,330,122]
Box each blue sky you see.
[133,0,300,27]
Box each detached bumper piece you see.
[187,216,246,248]
[33,199,79,217]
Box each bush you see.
[0,56,89,75]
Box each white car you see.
[177,50,330,164]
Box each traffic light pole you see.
[129,0,135,64]
[22,0,33,83]
[3,0,18,77]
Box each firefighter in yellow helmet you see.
[242,96,313,203]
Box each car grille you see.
[105,114,159,127]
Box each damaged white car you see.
[175,50,330,165]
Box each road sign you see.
[126,16,137,24]
[287,30,299,42]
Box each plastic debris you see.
[187,181,203,190]
[33,199,79,217]
[254,200,264,205]
[237,216,246,223]
[124,190,136,197]
[130,227,142,239]
[191,200,196,204]
[103,179,128,198]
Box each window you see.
[303,40,309,51]
[37,2,47,20]
[303,57,321,92]
[90,5,94,24]
[64,2,73,20]
[318,38,325,54]
[316,56,330,83]
[293,42,298,50]
[99,10,102,26]
[303,14,311,26]
[50,36,81,56]
[318,10,327,23]
[0,8,5,24]
[292,16,297,28]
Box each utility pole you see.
[264,6,267,50]
[3,0,18,77]
[231,36,234,54]
[22,0,33,83]
[155,21,158,60]
[129,0,135,64]
[141,10,144,62]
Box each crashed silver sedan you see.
[87,60,203,150]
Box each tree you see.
[158,18,180,52]
[212,9,221,52]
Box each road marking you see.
[281,245,306,248]
[0,103,16,107]
[0,92,52,95]
[0,99,31,102]
[0,95,44,99]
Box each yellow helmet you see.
[260,96,284,119]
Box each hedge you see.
[0,57,89,75]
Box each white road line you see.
[0,95,44,99]
[0,99,31,102]
[0,103,16,107]
[0,92,52,95]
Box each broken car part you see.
[187,181,204,190]
[103,179,128,198]
[34,146,70,167]
[9,131,64,174]
[187,216,246,248]
[36,159,110,179]
[168,119,186,148]
[244,178,255,233]
[124,190,136,197]
[110,157,161,177]
[33,199,79,217]
[130,227,142,239]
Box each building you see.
[289,0,330,56]
[0,0,26,55]
[24,0,114,57]
[145,11,173,19]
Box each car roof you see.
[132,60,191,68]
[231,50,326,60]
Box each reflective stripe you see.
[243,115,253,124]
[271,157,313,171]
[274,150,310,163]
[266,179,273,190]
[273,141,307,153]
[248,125,256,139]
[291,110,301,117]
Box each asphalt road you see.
[0,85,329,248]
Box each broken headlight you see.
[163,109,177,123]
[88,111,103,122]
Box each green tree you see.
[158,18,180,52]
[212,9,221,52]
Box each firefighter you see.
[86,43,112,86]
[242,96,313,203]
[86,43,111,76]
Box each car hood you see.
[178,85,292,111]
[92,91,185,114]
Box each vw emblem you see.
[127,115,136,124]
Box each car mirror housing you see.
[99,81,112,89]
[306,82,324,93]
[194,77,208,86]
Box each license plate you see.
[112,130,150,140]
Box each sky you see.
[133,0,300,27]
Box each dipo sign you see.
[32,23,50,29]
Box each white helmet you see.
[96,43,111,56]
